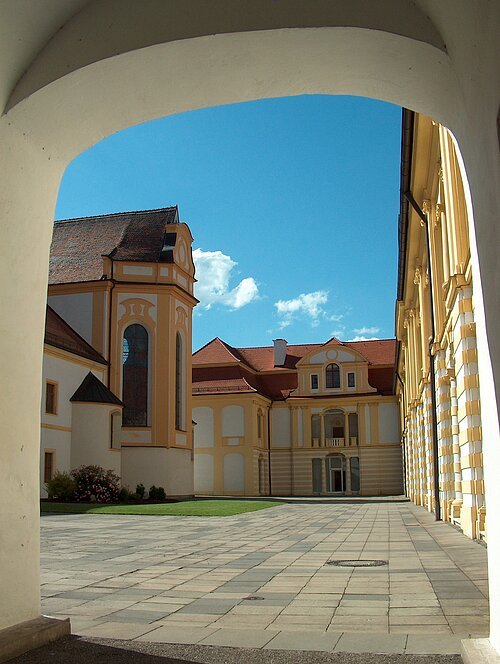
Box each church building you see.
[41,207,197,497]
[192,336,403,496]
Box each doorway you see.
[326,455,345,493]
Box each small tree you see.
[70,465,120,503]
[45,471,75,501]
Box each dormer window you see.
[348,372,356,388]
[326,363,340,389]
[311,374,319,390]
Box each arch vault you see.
[0,1,498,659]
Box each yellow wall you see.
[396,115,485,540]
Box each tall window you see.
[311,414,321,446]
[45,381,57,414]
[122,324,148,426]
[311,374,319,390]
[348,413,359,443]
[326,363,340,388]
[350,457,360,492]
[110,411,122,449]
[44,451,54,483]
[257,409,263,440]
[175,333,184,430]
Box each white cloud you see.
[353,326,380,335]
[349,335,380,342]
[193,248,259,310]
[274,290,329,329]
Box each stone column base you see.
[0,616,70,663]
[460,505,478,539]
[462,638,500,663]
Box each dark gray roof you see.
[70,372,123,406]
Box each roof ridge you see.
[237,342,322,351]
[347,338,396,343]
[55,205,178,224]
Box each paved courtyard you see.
[41,500,489,656]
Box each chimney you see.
[273,339,288,367]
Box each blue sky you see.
[56,95,401,351]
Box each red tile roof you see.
[49,207,178,284]
[45,306,106,364]
[193,338,395,370]
[192,337,396,399]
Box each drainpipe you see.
[404,190,441,522]
[106,259,116,388]
[395,367,408,496]
[267,404,273,497]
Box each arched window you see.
[122,324,148,426]
[326,363,340,389]
[175,332,184,430]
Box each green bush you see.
[71,465,120,503]
[149,485,166,500]
[118,487,132,502]
[136,483,145,499]
[46,471,75,501]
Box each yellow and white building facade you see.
[192,337,403,497]
[41,207,197,496]
[396,111,486,540]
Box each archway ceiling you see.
[4,0,445,113]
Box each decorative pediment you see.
[297,344,368,367]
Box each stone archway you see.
[0,2,498,656]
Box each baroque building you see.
[192,336,402,496]
[41,207,197,496]
[396,111,485,540]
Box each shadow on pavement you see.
[8,635,463,664]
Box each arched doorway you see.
[0,3,498,655]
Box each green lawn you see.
[40,499,281,517]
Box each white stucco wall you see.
[41,351,108,496]
[40,428,71,498]
[378,403,401,444]
[223,452,245,493]
[121,446,193,496]
[194,454,214,493]
[42,354,106,428]
[193,406,214,447]
[70,402,121,477]
[271,408,291,448]
[222,405,244,437]
[48,293,93,344]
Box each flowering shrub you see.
[70,465,120,503]
[46,471,76,501]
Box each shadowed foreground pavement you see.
[9,635,462,664]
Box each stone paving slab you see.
[41,500,489,654]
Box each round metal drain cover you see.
[243,596,265,601]
[326,559,388,568]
